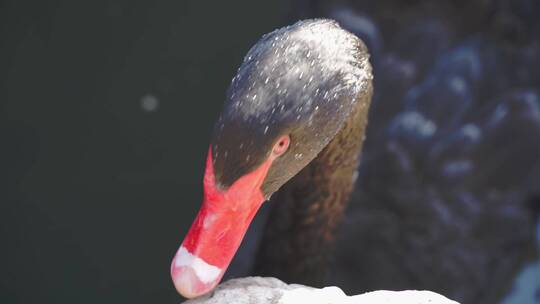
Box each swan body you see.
[290,3,540,303]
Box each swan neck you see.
[253,84,373,286]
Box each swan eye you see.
[271,135,290,158]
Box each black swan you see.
[171,15,540,304]
[171,19,372,298]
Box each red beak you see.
[171,147,273,298]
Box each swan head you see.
[171,19,372,298]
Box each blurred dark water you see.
[1,1,287,303]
